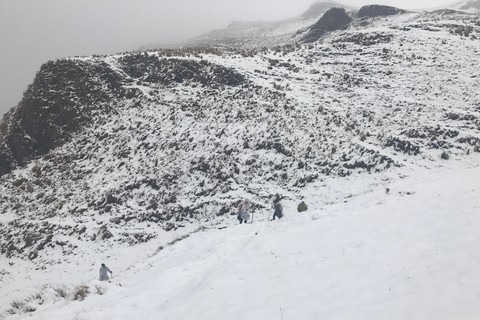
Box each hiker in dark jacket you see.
[99,263,113,281]
[272,194,283,220]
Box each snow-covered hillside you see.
[3,163,480,319]
[140,1,356,50]
[452,0,480,13]
[1,6,480,319]
[187,1,356,48]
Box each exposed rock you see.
[0,59,121,176]
[334,32,394,46]
[0,56,245,177]
[97,225,113,241]
[303,7,352,43]
[36,234,53,251]
[357,5,406,19]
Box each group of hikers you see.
[100,194,288,280]
[237,193,283,224]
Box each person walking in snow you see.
[237,198,251,224]
[99,263,113,281]
[272,194,283,220]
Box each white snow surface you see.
[2,161,480,319]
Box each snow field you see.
[5,164,480,319]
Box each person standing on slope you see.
[237,198,252,224]
[99,263,113,281]
[272,194,283,221]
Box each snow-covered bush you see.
[297,201,308,212]
[73,284,90,301]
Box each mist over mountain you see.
[140,0,479,50]
[453,0,480,12]
[139,1,353,50]
[1,1,480,318]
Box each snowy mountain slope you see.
[452,0,480,13]
[171,1,357,49]
[1,8,480,316]
[3,164,480,319]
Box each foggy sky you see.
[0,0,458,117]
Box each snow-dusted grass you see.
[3,163,480,319]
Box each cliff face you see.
[357,5,406,19]
[302,4,407,43]
[302,7,353,43]
[0,56,245,176]
[0,59,124,175]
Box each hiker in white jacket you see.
[237,198,251,224]
[99,263,113,281]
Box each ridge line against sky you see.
[0,0,461,117]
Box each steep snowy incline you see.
[4,163,480,319]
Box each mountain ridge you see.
[140,1,479,51]
[140,1,356,50]
[452,0,480,12]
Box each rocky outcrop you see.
[0,55,245,176]
[0,59,123,176]
[357,5,406,19]
[302,7,352,43]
